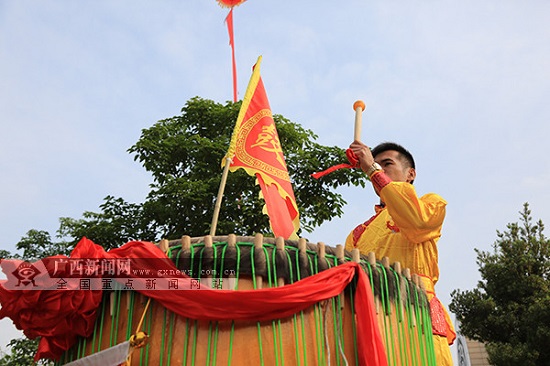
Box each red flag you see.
[224,56,300,239]
[225,8,238,102]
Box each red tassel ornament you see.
[217,0,247,8]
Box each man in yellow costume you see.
[345,140,456,365]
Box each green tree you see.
[57,196,158,251]
[12,229,71,260]
[0,338,52,366]
[450,203,550,366]
[0,96,366,363]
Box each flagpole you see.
[210,157,232,236]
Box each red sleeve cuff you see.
[370,171,391,191]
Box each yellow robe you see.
[345,179,456,365]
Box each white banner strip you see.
[63,340,130,366]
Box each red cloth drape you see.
[0,252,103,360]
[0,238,387,365]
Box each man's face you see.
[374,150,416,183]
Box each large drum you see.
[55,235,435,365]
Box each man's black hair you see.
[371,142,416,170]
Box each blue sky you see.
[2,0,550,359]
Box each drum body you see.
[56,235,435,365]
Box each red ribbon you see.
[225,8,238,102]
[311,148,359,179]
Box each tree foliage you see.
[449,203,550,366]
[57,196,158,251]
[12,230,71,260]
[0,338,52,366]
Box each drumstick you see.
[353,100,366,141]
